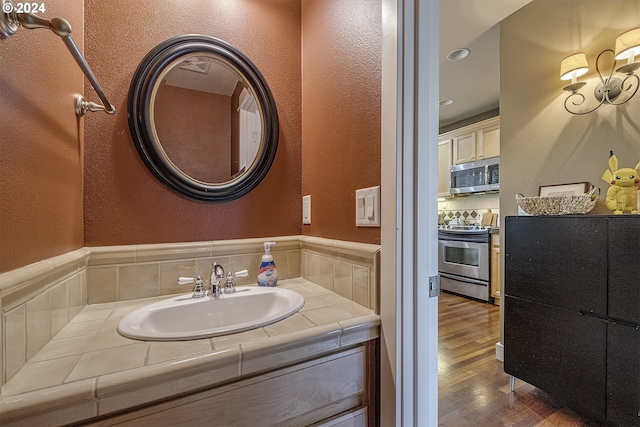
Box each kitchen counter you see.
[0,278,380,426]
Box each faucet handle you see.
[177,275,206,298]
[234,269,249,278]
[223,269,249,294]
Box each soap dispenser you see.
[258,241,278,287]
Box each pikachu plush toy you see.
[602,151,640,214]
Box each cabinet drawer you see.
[504,295,607,420]
[91,346,372,427]
[504,216,608,314]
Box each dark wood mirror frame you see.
[128,35,279,202]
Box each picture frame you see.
[538,182,589,197]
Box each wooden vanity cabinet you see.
[504,216,640,426]
[87,342,379,427]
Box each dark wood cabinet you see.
[504,216,608,313]
[607,321,640,426]
[608,217,640,324]
[504,295,607,419]
[504,216,640,426]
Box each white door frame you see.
[395,0,440,425]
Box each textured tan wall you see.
[1,0,383,272]
[500,0,640,218]
[0,0,85,272]
[499,0,640,347]
[154,84,232,183]
[83,0,302,246]
[301,0,382,245]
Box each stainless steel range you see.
[437,225,492,302]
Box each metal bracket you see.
[428,275,440,298]
[0,0,115,116]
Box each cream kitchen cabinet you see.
[441,116,500,165]
[490,233,500,304]
[438,116,500,196]
[438,138,452,197]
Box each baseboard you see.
[495,342,504,362]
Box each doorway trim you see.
[380,0,440,425]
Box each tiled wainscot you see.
[0,236,380,426]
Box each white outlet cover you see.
[302,195,311,224]
[355,186,380,227]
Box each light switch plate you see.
[355,186,380,227]
[302,195,311,224]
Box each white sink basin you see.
[117,286,305,341]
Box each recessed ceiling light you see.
[447,48,470,61]
[439,99,454,106]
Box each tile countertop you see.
[0,278,380,426]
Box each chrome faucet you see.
[223,269,249,294]
[179,264,248,298]
[177,275,206,298]
[210,263,225,297]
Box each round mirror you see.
[128,35,279,202]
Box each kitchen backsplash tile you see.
[438,208,500,225]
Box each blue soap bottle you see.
[258,241,278,286]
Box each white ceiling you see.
[439,0,533,128]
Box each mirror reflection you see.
[128,35,279,202]
[152,54,262,184]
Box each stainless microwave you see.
[450,157,499,194]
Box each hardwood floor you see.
[438,292,617,427]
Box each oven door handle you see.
[439,272,488,286]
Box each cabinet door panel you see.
[608,217,640,324]
[607,321,640,426]
[504,216,608,314]
[438,139,452,197]
[452,132,476,164]
[504,295,607,420]
[490,244,501,300]
[478,124,500,159]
